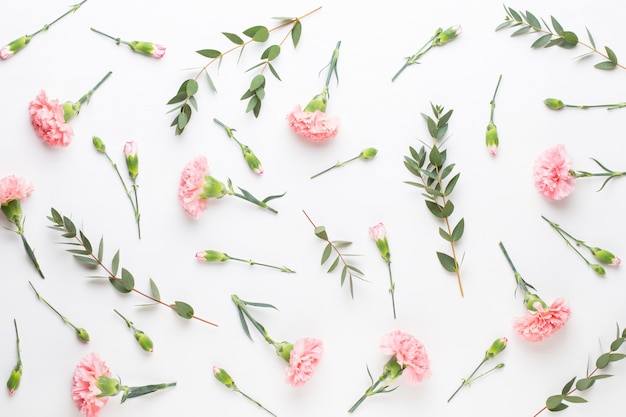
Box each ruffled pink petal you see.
[532,144,576,201]
[71,352,112,417]
[28,90,74,147]
[286,105,339,143]
[513,298,571,342]
[285,338,323,387]
[177,156,209,218]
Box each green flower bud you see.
[359,148,378,160]
[6,365,22,395]
[213,366,235,389]
[135,331,154,352]
[1,199,24,229]
[591,248,621,267]
[123,141,139,181]
[95,375,121,397]
[195,250,229,262]
[274,341,294,363]
[433,25,462,46]
[591,264,606,275]
[0,35,31,60]
[92,136,106,153]
[544,98,564,110]
[484,337,507,360]
[303,88,329,113]
[128,41,166,58]
[485,122,499,156]
[76,328,90,342]
[242,146,263,175]
[200,176,227,199]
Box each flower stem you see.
[498,241,532,293]
[447,358,487,402]
[386,261,397,319]
[29,0,88,37]
[310,154,360,179]
[230,191,278,214]
[237,388,277,417]
[226,255,295,273]
[563,102,626,110]
[348,378,385,413]
[489,74,503,123]
[90,27,131,46]
[20,231,44,279]
[28,281,83,335]
[77,71,112,106]
[102,149,141,237]
[541,216,593,266]
[131,182,141,239]
[323,40,341,89]
[122,382,176,402]
[391,36,436,82]
[231,294,276,343]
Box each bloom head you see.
[135,331,153,352]
[513,298,571,342]
[6,365,22,395]
[359,148,378,160]
[380,330,431,385]
[0,35,32,60]
[72,352,114,417]
[433,25,462,46]
[532,144,576,201]
[77,328,91,342]
[591,247,621,267]
[29,90,75,147]
[213,366,235,389]
[486,122,499,156]
[369,222,390,262]
[544,98,564,110]
[177,156,208,218]
[92,136,106,153]
[129,41,166,58]
[242,146,263,174]
[123,141,139,181]
[195,250,229,262]
[484,337,508,360]
[287,89,339,143]
[285,338,324,387]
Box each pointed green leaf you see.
[331,240,352,248]
[120,268,135,291]
[451,218,465,242]
[445,173,460,196]
[261,45,281,61]
[440,200,455,218]
[546,394,566,411]
[596,352,611,368]
[594,61,617,70]
[551,16,564,35]
[340,265,347,286]
[585,27,596,49]
[237,307,252,339]
[508,8,522,22]
[495,21,513,31]
[605,46,618,64]
[205,72,217,93]
[575,378,595,391]
[610,337,624,351]
[425,200,444,218]
[196,49,222,58]
[531,34,553,48]
[524,11,541,28]
[149,278,160,301]
[109,276,132,293]
[222,32,244,45]
[73,255,99,266]
[437,252,457,272]
[562,376,576,394]
[561,31,578,46]
[609,353,626,362]
[439,227,452,242]
[327,256,340,273]
[245,96,258,113]
[321,243,332,265]
[268,63,281,81]
[511,26,531,37]
[291,20,302,47]
[172,301,194,319]
[97,237,104,262]
[111,250,120,276]
[563,395,587,404]
[429,146,443,167]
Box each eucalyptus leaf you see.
[327,256,340,273]
[292,20,302,47]
[524,11,541,28]
[120,268,135,291]
[531,34,553,48]
[196,49,222,58]
[562,376,576,394]
[546,395,566,411]
[596,352,610,369]
[111,250,120,276]
[451,218,465,242]
[321,243,332,264]
[149,278,161,301]
[575,378,595,391]
[437,252,457,273]
[511,26,531,37]
[222,32,244,45]
[563,395,587,404]
[605,46,618,64]
[439,228,452,242]
[550,16,564,35]
[172,301,194,319]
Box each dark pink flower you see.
[533,144,576,201]
[285,338,324,387]
[71,352,112,417]
[287,104,339,143]
[380,330,431,385]
[513,298,571,342]
[28,90,74,147]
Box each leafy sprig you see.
[497,5,624,70]
[403,104,465,297]
[47,208,217,327]
[534,324,626,415]
[302,210,365,298]
[167,6,321,134]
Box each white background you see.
[1,0,626,416]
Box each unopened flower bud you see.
[92,136,106,153]
[95,375,121,397]
[544,98,564,110]
[76,328,90,342]
[0,36,31,60]
[123,141,139,181]
[196,250,230,262]
[433,25,462,46]
[6,366,22,395]
[200,176,227,199]
[135,331,154,352]
[591,248,621,267]
[359,148,378,160]
[591,264,606,275]
[484,337,507,360]
[213,366,235,389]
[242,146,263,174]
[485,122,499,156]
[129,41,166,58]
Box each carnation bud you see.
[484,337,507,360]
[213,366,235,389]
[433,25,462,46]
[6,365,22,395]
[135,331,154,352]
[544,98,564,110]
[242,146,263,174]
[359,148,378,160]
[123,141,139,181]
[92,136,106,153]
[95,375,121,397]
[591,264,606,275]
[485,122,499,156]
[0,35,31,60]
[76,328,90,342]
[200,176,227,199]
[129,41,166,58]
[591,247,621,267]
[196,250,230,262]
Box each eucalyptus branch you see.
[167,6,322,134]
[302,210,365,299]
[47,208,217,327]
[403,104,465,297]
[534,324,626,415]
[497,5,625,70]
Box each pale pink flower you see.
[380,330,431,385]
[513,298,571,342]
[369,222,386,241]
[0,45,13,59]
[28,90,74,147]
[285,338,324,387]
[0,176,34,205]
[286,105,339,143]
[533,144,576,201]
[71,352,112,417]
[151,44,166,58]
[123,141,137,157]
[177,156,209,218]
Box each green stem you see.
[114,309,138,332]
[20,231,44,278]
[324,40,341,88]
[131,182,141,239]
[29,281,81,332]
[13,318,22,365]
[310,154,360,179]
[227,255,295,273]
[90,27,131,46]
[29,0,88,37]
[231,294,276,344]
[77,71,113,106]
[213,118,243,147]
[230,192,278,214]
[237,388,277,417]
[541,216,593,266]
[498,242,532,293]
[564,102,626,110]
[348,378,385,413]
[391,37,435,82]
[447,358,487,402]
[387,261,397,319]
[122,382,176,402]
[102,150,140,234]
[489,74,503,122]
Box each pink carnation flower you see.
[380,330,431,385]
[28,90,74,147]
[0,45,13,60]
[369,222,386,241]
[286,105,339,143]
[513,298,571,342]
[0,175,34,205]
[177,156,209,218]
[151,44,166,58]
[285,337,324,387]
[72,352,112,417]
[533,144,576,201]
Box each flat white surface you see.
[1,0,626,416]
